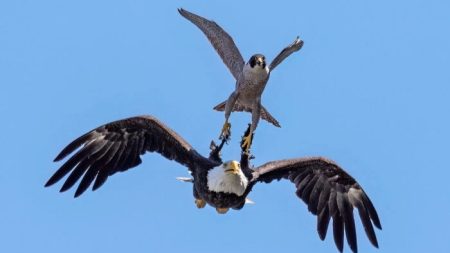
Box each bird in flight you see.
[178,8,304,152]
[46,116,381,253]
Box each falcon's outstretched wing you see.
[251,157,381,253]
[45,116,218,197]
[269,36,303,71]
[178,8,245,80]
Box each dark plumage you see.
[46,116,381,253]
[46,116,219,197]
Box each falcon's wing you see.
[269,36,303,71]
[178,8,245,80]
[45,116,217,197]
[252,157,381,253]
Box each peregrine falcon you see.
[178,8,304,151]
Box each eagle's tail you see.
[213,101,281,128]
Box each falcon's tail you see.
[213,101,281,127]
[260,106,281,127]
[213,101,227,112]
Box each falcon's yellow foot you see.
[219,121,231,140]
[195,198,206,209]
[241,134,252,154]
[216,207,229,214]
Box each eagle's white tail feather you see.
[245,198,255,204]
[176,177,194,182]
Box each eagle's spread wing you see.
[45,116,217,197]
[251,157,381,253]
[178,8,244,80]
[269,36,303,71]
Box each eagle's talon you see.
[195,198,206,209]
[241,134,252,153]
[216,207,229,214]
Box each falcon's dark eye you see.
[249,56,257,68]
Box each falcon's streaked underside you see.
[178,8,304,151]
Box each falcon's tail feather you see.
[213,101,281,127]
[213,101,227,111]
[260,105,281,127]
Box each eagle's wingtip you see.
[73,191,82,198]
[44,176,58,188]
[53,154,63,162]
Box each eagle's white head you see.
[207,160,249,196]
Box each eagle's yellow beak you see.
[224,161,240,175]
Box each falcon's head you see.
[248,54,266,69]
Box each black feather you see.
[317,180,331,212]
[361,191,382,229]
[92,141,123,190]
[301,174,319,203]
[333,213,344,253]
[117,137,138,172]
[295,173,313,198]
[338,192,357,253]
[93,142,126,190]
[73,140,117,197]
[354,197,379,248]
[59,159,91,192]
[53,132,94,162]
[292,169,310,186]
[45,141,100,187]
[328,189,338,217]
[308,175,325,214]
[317,206,330,240]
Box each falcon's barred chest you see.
[238,63,270,101]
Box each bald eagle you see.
[45,115,381,253]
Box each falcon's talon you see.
[195,198,206,209]
[216,207,229,214]
[241,134,252,153]
[219,122,231,140]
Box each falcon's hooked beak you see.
[256,57,265,66]
[224,161,240,175]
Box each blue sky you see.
[1,0,449,252]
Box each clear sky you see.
[1,1,449,252]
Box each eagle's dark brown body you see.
[46,116,381,253]
[193,173,247,210]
